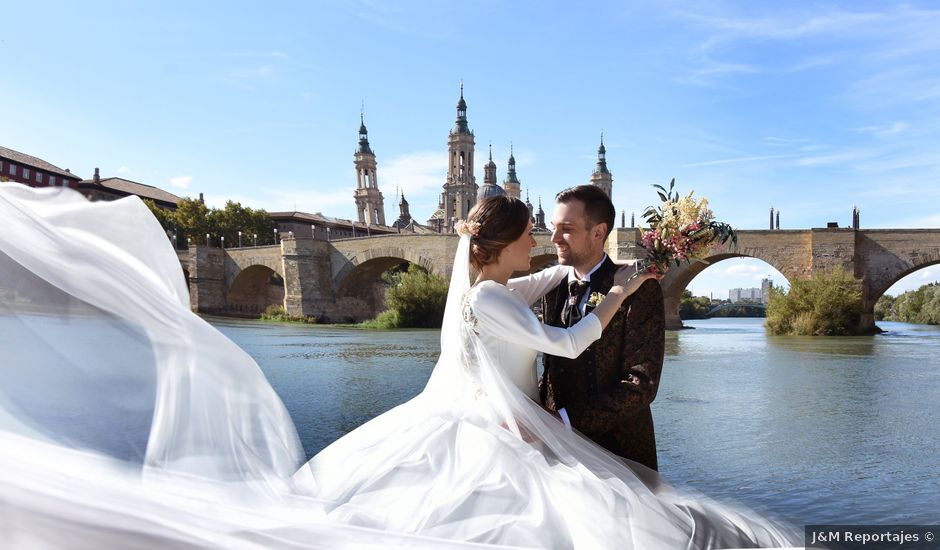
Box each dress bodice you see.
[463,266,602,400]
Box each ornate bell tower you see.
[503,143,521,200]
[442,84,478,230]
[590,132,613,198]
[353,112,386,225]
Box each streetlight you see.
[326,227,331,242]
[253,233,257,247]
[206,233,210,247]
[221,235,225,249]
[311,224,316,240]
[273,228,278,245]
[238,230,242,248]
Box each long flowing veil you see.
[0,184,495,548]
[0,184,800,548]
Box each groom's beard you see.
[555,243,603,272]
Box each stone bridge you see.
[177,233,558,321]
[178,227,940,329]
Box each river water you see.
[210,317,940,528]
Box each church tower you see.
[503,143,521,200]
[442,84,478,231]
[477,143,506,201]
[353,113,386,225]
[392,193,413,230]
[589,132,613,198]
[535,196,547,231]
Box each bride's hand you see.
[612,263,661,290]
[610,272,659,299]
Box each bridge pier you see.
[182,246,226,314]
[280,236,339,321]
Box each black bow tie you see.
[561,280,590,327]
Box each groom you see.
[540,185,666,471]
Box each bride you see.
[0,184,800,549]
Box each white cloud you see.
[795,148,879,167]
[683,154,793,168]
[169,175,192,189]
[856,121,909,137]
[117,166,132,174]
[381,150,447,198]
[721,263,766,276]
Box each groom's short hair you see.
[555,185,616,239]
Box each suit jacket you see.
[539,257,665,470]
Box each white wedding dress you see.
[0,184,800,549]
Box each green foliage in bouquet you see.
[639,179,737,275]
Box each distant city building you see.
[0,145,82,189]
[729,287,763,303]
[78,168,181,210]
[271,211,399,241]
[761,278,773,304]
[728,279,774,304]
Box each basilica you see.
[353,86,615,236]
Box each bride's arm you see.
[506,264,569,306]
[470,274,657,358]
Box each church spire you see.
[454,81,470,134]
[589,131,613,198]
[357,110,372,155]
[502,142,521,200]
[595,131,609,174]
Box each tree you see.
[174,197,213,246]
[363,264,449,328]
[765,266,864,335]
[878,283,940,325]
[679,290,712,320]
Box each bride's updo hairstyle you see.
[466,196,531,271]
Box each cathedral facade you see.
[353,87,614,235]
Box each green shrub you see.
[260,304,316,324]
[358,309,402,329]
[765,266,863,335]
[679,290,712,320]
[362,264,448,329]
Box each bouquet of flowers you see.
[638,179,736,276]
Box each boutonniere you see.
[586,291,605,308]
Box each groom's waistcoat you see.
[540,256,665,471]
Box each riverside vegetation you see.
[359,264,448,329]
[144,198,276,247]
[875,282,940,325]
[765,266,866,336]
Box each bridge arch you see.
[226,265,285,316]
[661,253,793,329]
[333,249,443,295]
[512,245,558,277]
[869,256,940,305]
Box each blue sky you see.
[3,0,939,297]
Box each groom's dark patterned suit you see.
[540,256,665,471]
